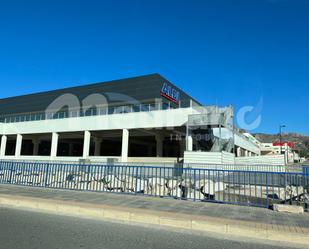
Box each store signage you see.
[160,82,180,104]
[272,142,294,148]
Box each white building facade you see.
[0,74,261,165]
[260,142,301,164]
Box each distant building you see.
[260,142,301,164]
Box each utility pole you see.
[279,124,286,154]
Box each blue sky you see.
[0,0,308,134]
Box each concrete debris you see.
[200,180,227,196]
[273,204,304,214]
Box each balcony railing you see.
[0,100,192,124]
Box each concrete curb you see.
[0,194,308,247]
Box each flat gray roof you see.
[0,74,200,116]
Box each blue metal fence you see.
[303,166,309,177]
[0,161,308,211]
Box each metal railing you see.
[0,159,294,172]
[0,161,308,211]
[303,166,309,177]
[0,100,192,124]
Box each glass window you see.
[108,107,115,114]
[162,102,169,110]
[71,111,78,117]
[58,112,65,119]
[132,105,140,112]
[99,107,107,115]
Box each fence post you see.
[135,166,139,194]
[8,161,14,183]
[44,163,50,187]
[265,173,269,208]
[302,167,308,211]
[193,169,196,202]
[86,163,91,191]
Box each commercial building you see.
[0,74,261,165]
[260,142,301,164]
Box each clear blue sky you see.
[0,0,308,135]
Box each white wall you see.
[221,151,235,164]
[184,151,285,166]
[235,155,285,166]
[128,157,179,164]
[0,108,198,135]
[183,151,286,171]
[183,151,235,165]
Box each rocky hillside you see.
[254,133,309,157]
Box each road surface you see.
[0,207,298,249]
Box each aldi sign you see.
[160,83,180,104]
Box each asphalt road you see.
[0,207,298,249]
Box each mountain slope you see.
[254,133,309,157]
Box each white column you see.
[83,131,91,158]
[121,129,129,162]
[50,132,59,158]
[32,139,40,156]
[244,150,248,157]
[248,151,252,157]
[186,135,193,151]
[0,135,7,157]
[94,137,102,156]
[155,134,163,157]
[15,134,23,157]
[236,147,241,157]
